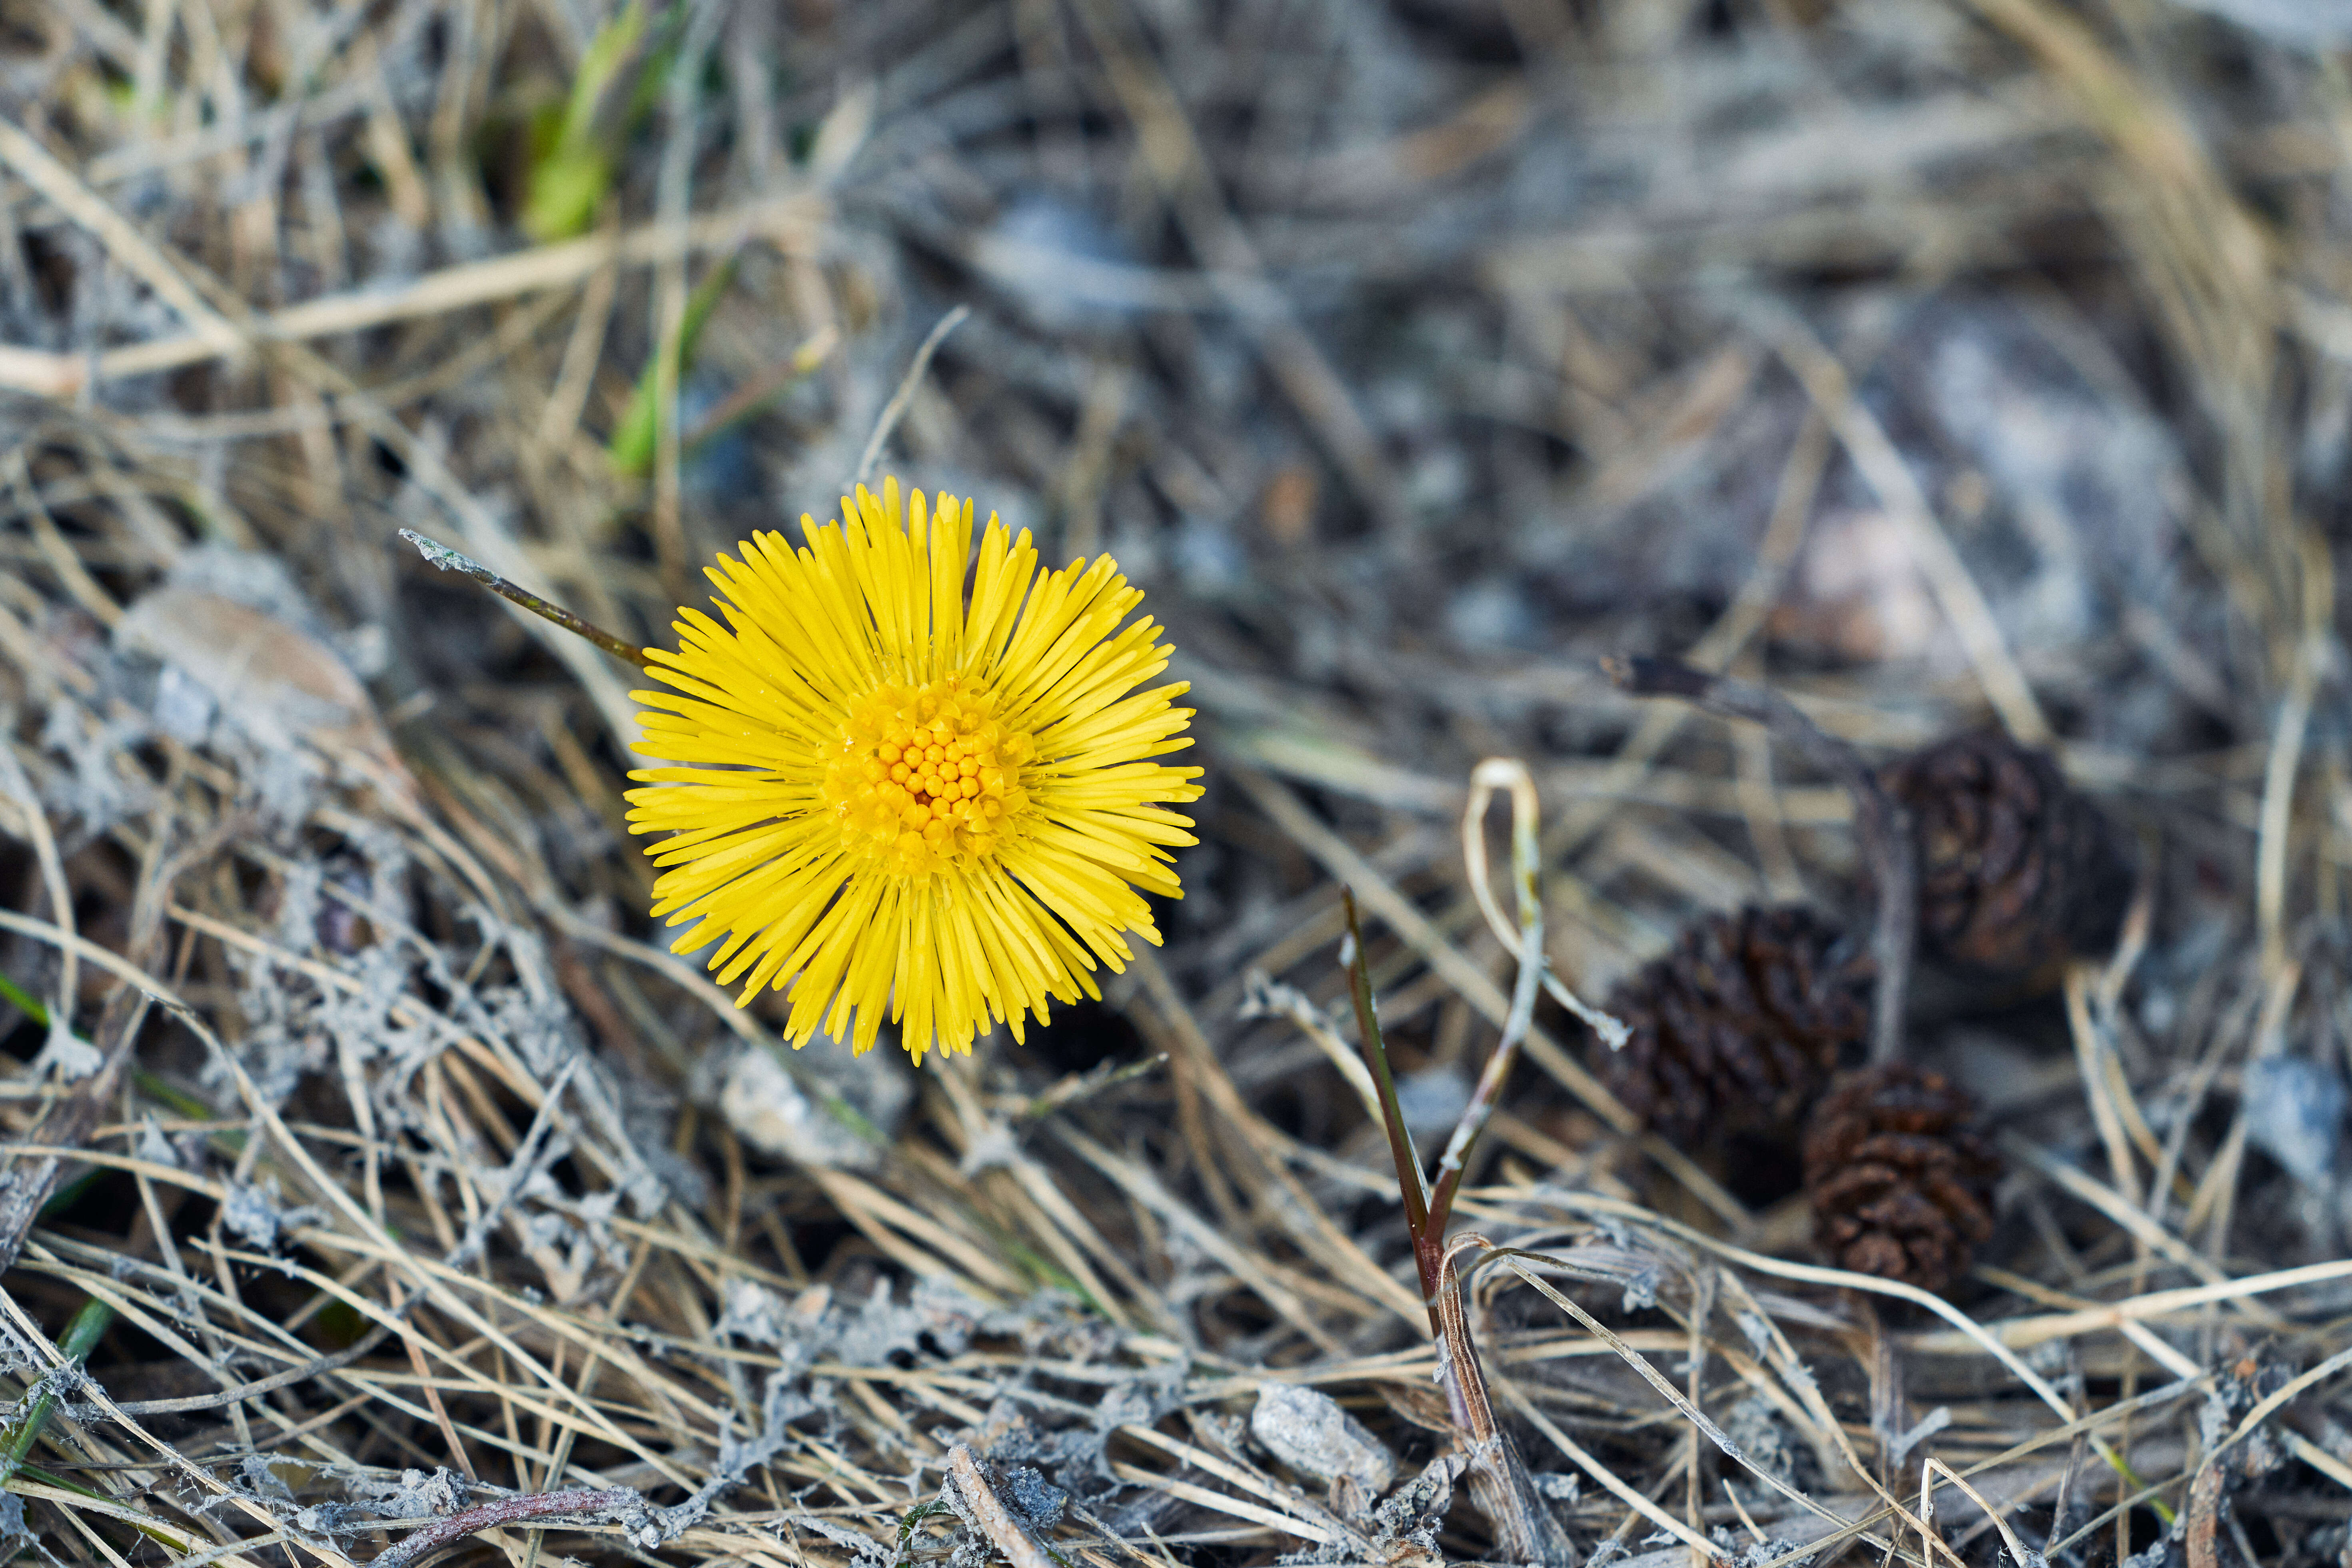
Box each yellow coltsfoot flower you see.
[625,480,1203,1064]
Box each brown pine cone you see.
[1596,906,1871,1143]
[1803,1065,1998,1293]
[1879,731,2132,976]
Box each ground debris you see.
[1252,1382,1397,1501]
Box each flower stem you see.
[1433,1237,1579,1565]
[399,531,650,670]
[1344,774,1578,1565]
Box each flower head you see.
[626,481,1203,1063]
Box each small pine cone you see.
[1879,731,2132,975]
[1803,1065,1998,1293]
[1597,906,1871,1143]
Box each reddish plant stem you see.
[1340,890,1436,1319]
[1424,1034,1516,1244]
[1342,890,1571,1564]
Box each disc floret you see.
[826,676,1034,872]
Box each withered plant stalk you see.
[1337,759,1603,1566]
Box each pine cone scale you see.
[1845,1235,1910,1279]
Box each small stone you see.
[1000,1465,1067,1528]
[1250,1383,1395,1498]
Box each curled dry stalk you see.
[1459,759,1629,1056]
[1338,757,1617,1566]
[1601,655,1917,1064]
[1429,1233,1580,1567]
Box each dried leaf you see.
[114,588,400,773]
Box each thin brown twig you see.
[399,530,651,670]
[368,1486,642,1568]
